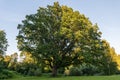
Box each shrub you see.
[27,68,42,76]
[69,63,99,76]
[102,62,118,75]
[15,62,42,76]
[80,63,99,76]
[0,69,13,79]
[58,67,65,74]
[0,59,13,79]
[34,68,42,76]
[69,67,82,76]
[28,68,35,76]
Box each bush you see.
[102,62,118,75]
[0,59,13,79]
[80,63,99,76]
[69,67,82,76]
[0,69,13,79]
[27,68,35,76]
[0,60,4,72]
[58,67,65,74]
[69,63,99,76]
[27,68,42,76]
[34,68,42,76]
[15,62,42,76]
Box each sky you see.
[0,0,120,55]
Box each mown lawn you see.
[6,75,120,80]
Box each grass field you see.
[6,75,120,80]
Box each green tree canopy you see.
[17,2,105,76]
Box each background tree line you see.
[0,2,120,79]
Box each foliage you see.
[79,63,99,76]
[15,62,41,76]
[58,67,65,74]
[2,53,18,71]
[0,55,4,71]
[99,40,118,75]
[69,66,82,76]
[0,30,9,79]
[0,69,13,79]
[34,68,42,76]
[17,2,103,76]
[3,55,11,68]
[69,63,99,76]
[0,30,8,55]
[20,51,36,64]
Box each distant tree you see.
[0,29,8,77]
[0,30,8,55]
[0,55,4,72]
[100,40,118,75]
[116,55,120,70]
[3,55,11,68]
[8,53,18,70]
[10,52,18,63]
[0,30,8,68]
[110,47,117,62]
[17,2,104,76]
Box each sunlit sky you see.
[0,0,120,55]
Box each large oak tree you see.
[17,2,103,76]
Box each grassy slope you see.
[6,75,120,80]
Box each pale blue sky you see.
[0,0,120,55]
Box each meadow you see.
[7,75,120,80]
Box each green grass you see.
[6,75,120,80]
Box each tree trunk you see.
[52,66,57,77]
